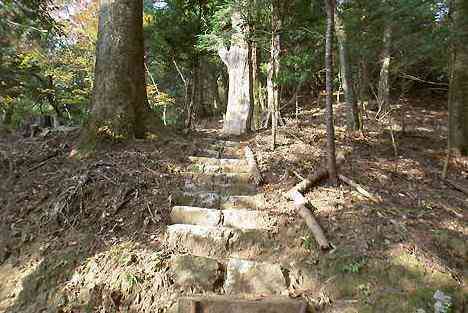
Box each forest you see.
[0,0,467,312]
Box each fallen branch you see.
[338,174,382,203]
[244,146,264,186]
[27,151,59,172]
[286,151,346,199]
[290,190,330,250]
[444,179,468,196]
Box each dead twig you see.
[27,151,59,172]
[338,174,382,203]
[444,179,468,196]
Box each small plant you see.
[301,235,315,251]
[340,257,367,273]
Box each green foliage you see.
[340,257,368,273]
[0,0,96,128]
[301,235,315,251]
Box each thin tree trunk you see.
[334,2,360,130]
[268,0,281,150]
[448,0,468,155]
[325,0,338,185]
[359,59,370,102]
[81,0,150,145]
[378,23,392,114]
[251,37,262,130]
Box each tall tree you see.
[325,0,338,185]
[81,0,150,145]
[334,0,360,130]
[268,0,281,149]
[448,0,468,154]
[219,4,252,136]
[377,22,392,114]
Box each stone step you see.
[170,255,290,297]
[170,206,222,227]
[175,191,222,208]
[174,192,267,210]
[194,147,240,159]
[224,258,287,295]
[171,255,220,291]
[184,181,257,196]
[170,206,274,230]
[166,224,277,261]
[188,157,249,173]
[220,194,268,210]
[223,209,274,230]
[202,139,242,148]
[178,296,306,313]
[183,172,251,187]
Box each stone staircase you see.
[165,137,308,312]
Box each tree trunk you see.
[378,23,392,113]
[325,0,338,185]
[219,9,252,136]
[268,0,281,150]
[251,35,262,130]
[359,59,370,102]
[448,0,468,155]
[334,2,360,130]
[81,0,149,145]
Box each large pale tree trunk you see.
[325,0,338,185]
[334,1,360,130]
[81,0,149,145]
[448,0,468,154]
[219,9,252,136]
[268,0,281,149]
[378,23,392,113]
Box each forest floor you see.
[0,96,466,313]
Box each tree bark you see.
[378,23,392,114]
[325,0,338,185]
[334,1,360,130]
[251,34,262,130]
[219,9,252,136]
[268,0,281,150]
[448,0,468,155]
[81,0,150,145]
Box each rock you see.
[224,259,286,295]
[433,290,452,313]
[170,206,221,226]
[166,225,234,258]
[171,255,220,291]
[289,263,321,292]
[178,296,307,313]
[222,209,273,230]
[228,229,276,260]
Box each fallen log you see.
[290,190,330,250]
[286,151,346,199]
[338,174,382,203]
[244,146,264,186]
